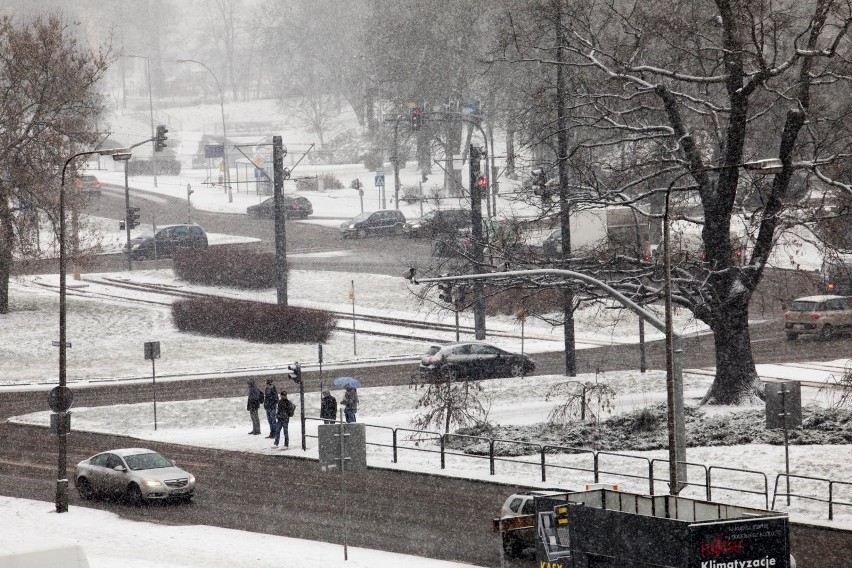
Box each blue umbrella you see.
[334,376,362,389]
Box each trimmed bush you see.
[295,173,343,191]
[173,248,275,289]
[172,297,338,343]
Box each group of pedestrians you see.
[246,379,360,447]
[246,378,296,448]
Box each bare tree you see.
[411,377,489,435]
[0,14,111,314]
[494,0,852,404]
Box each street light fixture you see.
[176,58,232,203]
[56,146,130,513]
[126,55,157,188]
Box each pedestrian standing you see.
[273,391,296,448]
[246,379,263,435]
[340,385,358,423]
[320,390,337,424]
[264,378,278,438]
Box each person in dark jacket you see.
[273,391,296,448]
[320,390,337,424]
[340,385,358,423]
[246,379,264,435]
[263,378,278,438]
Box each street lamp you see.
[126,55,157,188]
[56,146,130,513]
[662,158,782,494]
[176,59,232,203]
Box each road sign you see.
[254,155,265,166]
[375,175,385,187]
[48,386,74,412]
[144,341,161,360]
[205,144,224,158]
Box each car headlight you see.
[412,224,422,229]
[131,243,141,250]
[143,479,164,488]
[188,474,196,484]
[348,224,356,229]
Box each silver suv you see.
[784,295,852,340]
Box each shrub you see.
[172,297,338,343]
[173,248,275,289]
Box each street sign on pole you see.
[375,175,385,187]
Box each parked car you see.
[404,209,471,238]
[340,209,406,238]
[784,294,852,340]
[124,223,208,260]
[246,195,313,219]
[419,342,535,381]
[75,174,101,197]
[74,448,196,503]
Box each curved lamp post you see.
[662,157,782,493]
[177,59,232,203]
[55,147,130,513]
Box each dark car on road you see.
[246,195,313,219]
[340,209,406,238]
[124,223,208,260]
[419,342,535,381]
[404,209,471,238]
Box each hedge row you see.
[172,298,338,344]
[173,248,276,289]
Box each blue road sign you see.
[375,175,385,187]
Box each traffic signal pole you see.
[124,159,132,270]
[469,145,486,340]
[273,135,288,306]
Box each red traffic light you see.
[477,175,487,187]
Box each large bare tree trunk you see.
[705,299,758,404]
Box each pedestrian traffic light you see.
[477,175,487,189]
[126,207,140,229]
[470,145,481,180]
[437,277,454,304]
[155,125,168,152]
[286,362,302,384]
[410,107,423,131]
[452,284,468,309]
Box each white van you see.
[0,538,90,568]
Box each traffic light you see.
[155,125,168,152]
[452,284,468,309]
[410,107,423,131]
[477,175,487,189]
[531,168,550,200]
[286,362,302,384]
[437,276,454,304]
[470,146,481,179]
[126,207,140,229]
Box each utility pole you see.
[556,4,577,376]
[470,144,486,339]
[273,135,288,305]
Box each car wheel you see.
[503,533,523,558]
[510,361,525,377]
[820,324,835,341]
[125,483,145,505]
[357,228,368,239]
[441,366,458,381]
[785,332,798,341]
[76,477,95,500]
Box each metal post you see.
[145,58,157,188]
[781,384,791,505]
[152,357,158,431]
[470,144,486,340]
[350,280,357,356]
[393,115,401,209]
[273,136,288,305]
[57,166,69,514]
[338,414,349,560]
[454,309,460,341]
[186,184,193,224]
[124,160,132,271]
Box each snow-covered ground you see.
[5,97,848,566]
[0,496,483,568]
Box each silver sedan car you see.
[74,448,196,503]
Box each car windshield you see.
[351,212,371,222]
[124,452,173,471]
[422,211,438,221]
[790,300,819,312]
[137,229,155,239]
[425,346,440,356]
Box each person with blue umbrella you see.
[334,377,360,423]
